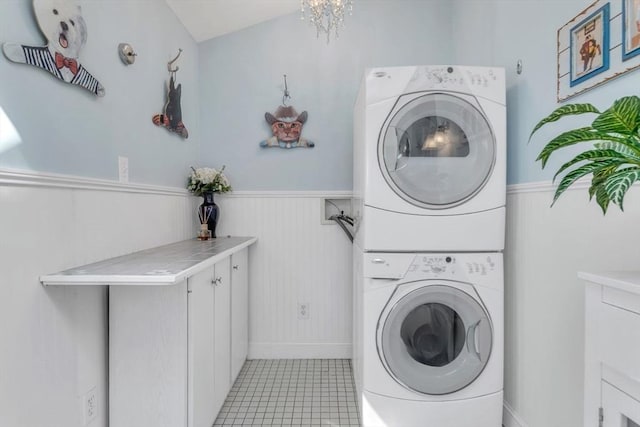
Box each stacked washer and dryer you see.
[352,65,506,427]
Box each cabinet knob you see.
[233,265,239,270]
[211,277,222,286]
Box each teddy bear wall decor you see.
[152,49,188,139]
[2,0,105,97]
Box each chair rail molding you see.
[0,167,188,196]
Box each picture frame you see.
[623,0,640,60]
[558,1,640,102]
[569,3,610,87]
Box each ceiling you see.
[165,0,301,43]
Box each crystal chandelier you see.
[301,0,354,43]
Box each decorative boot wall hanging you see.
[2,0,105,97]
[152,49,189,139]
[260,75,314,149]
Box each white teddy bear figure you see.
[2,0,105,97]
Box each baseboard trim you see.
[503,401,528,427]
[248,343,352,359]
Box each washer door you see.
[379,93,495,209]
[379,284,492,395]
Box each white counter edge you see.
[578,271,640,296]
[40,237,257,286]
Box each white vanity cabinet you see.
[190,247,248,426]
[189,256,232,427]
[231,248,249,382]
[40,237,256,427]
[581,271,640,427]
[212,257,232,418]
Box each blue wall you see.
[0,0,200,187]
[2,1,621,189]
[198,0,453,191]
[451,0,640,185]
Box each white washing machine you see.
[353,250,503,427]
[353,65,506,252]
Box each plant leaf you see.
[589,164,620,199]
[537,128,628,168]
[553,149,626,181]
[594,140,640,160]
[594,185,611,214]
[552,160,624,205]
[603,167,640,210]
[529,103,600,141]
[592,96,640,135]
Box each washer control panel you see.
[364,252,503,290]
[419,66,499,90]
[464,255,497,276]
[406,254,499,279]
[409,255,455,275]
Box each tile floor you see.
[214,359,361,426]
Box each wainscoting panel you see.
[504,183,640,427]
[215,193,353,359]
[0,170,197,427]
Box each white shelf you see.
[40,236,257,286]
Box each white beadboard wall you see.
[0,169,197,427]
[215,192,353,359]
[504,182,640,427]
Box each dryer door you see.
[379,93,495,209]
[379,284,492,395]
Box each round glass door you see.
[379,93,496,209]
[379,284,492,395]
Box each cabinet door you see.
[188,268,216,427]
[603,381,640,427]
[213,257,232,416]
[231,248,249,382]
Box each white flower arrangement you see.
[187,166,232,196]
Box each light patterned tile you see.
[214,359,360,426]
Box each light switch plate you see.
[118,156,129,183]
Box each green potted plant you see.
[530,96,640,213]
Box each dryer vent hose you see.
[328,214,354,243]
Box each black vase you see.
[199,191,219,238]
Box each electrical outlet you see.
[298,303,310,320]
[118,156,129,183]
[83,387,97,425]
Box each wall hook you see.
[118,43,137,65]
[282,74,291,106]
[168,48,183,73]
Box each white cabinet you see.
[188,267,216,427]
[581,272,640,427]
[213,258,232,416]
[96,238,256,427]
[188,257,232,427]
[231,247,249,382]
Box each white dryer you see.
[353,65,506,252]
[352,251,503,427]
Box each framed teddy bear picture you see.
[2,0,105,96]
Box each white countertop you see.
[579,271,640,295]
[40,236,257,286]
